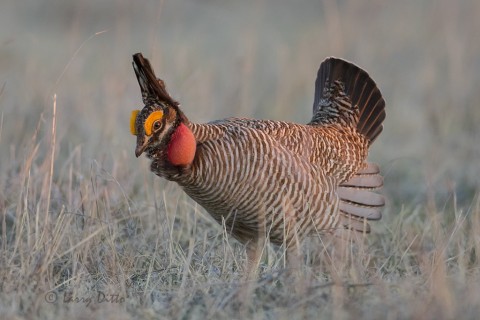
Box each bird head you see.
[130,103,178,158]
[130,53,195,166]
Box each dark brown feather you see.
[311,57,386,145]
[132,53,179,108]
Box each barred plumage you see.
[130,53,386,263]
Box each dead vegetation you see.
[1,0,480,319]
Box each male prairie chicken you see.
[130,53,385,265]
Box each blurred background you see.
[1,0,479,209]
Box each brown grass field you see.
[1,0,480,319]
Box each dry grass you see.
[1,0,480,319]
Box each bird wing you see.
[190,125,341,242]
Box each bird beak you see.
[135,135,150,157]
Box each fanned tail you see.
[310,57,386,145]
[309,58,386,233]
[337,162,384,233]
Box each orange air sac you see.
[167,123,196,166]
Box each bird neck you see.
[166,123,196,166]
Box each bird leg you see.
[245,239,264,279]
[234,239,264,312]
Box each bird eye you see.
[152,120,162,131]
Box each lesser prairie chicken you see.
[130,53,385,266]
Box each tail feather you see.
[310,58,386,233]
[310,57,386,145]
[339,214,371,233]
[358,99,386,143]
[338,188,384,209]
[337,162,385,232]
[340,174,383,189]
[356,162,380,174]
